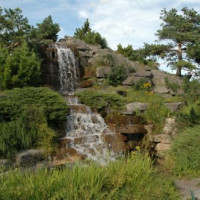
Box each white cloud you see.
[76,0,200,49]
[79,10,89,18]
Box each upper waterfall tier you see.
[55,44,78,95]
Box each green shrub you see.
[108,65,127,86]
[133,78,152,91]
[77,90,124,114]
[182,78,200,103]
[0,153,179,200]
[0,87,67,158]
[0,87,67,126]
[170,125,200,176]
[176,101,200,128]
[0,41,41,89]
[165,77,180,93]
[144,99,170,132]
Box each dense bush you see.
[0,153,179,200]
[144,98,170,132]
[164,77,180,93]
[182,78,200,103]
[108,65,127,86]
[133,78,152,91]
[0,41,41,89]
[170,125,200,176]
[0,87,68,158]
[77,90,124,114]
[176,100,200,128]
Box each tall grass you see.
[170,125,200,176]
[0,153,179,200]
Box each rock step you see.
[70,105,91,113]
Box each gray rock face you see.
[154,86,170,94]
[16,149,44,167]
[96,67,111,78]
[149,134,171,144]
[124,102,149,115]
[122,76,135,86]
[165,102,184,113]
[134,70,152,78]
[155,143,171,153]
[163,117,177,136]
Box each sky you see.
[0,0,199,72]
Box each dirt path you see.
[175,179,200,200]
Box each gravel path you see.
[175,179,200,200]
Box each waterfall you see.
[56,44,78,95]
[55,44,114,163]
[65,97,114,163]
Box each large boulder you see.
[16,149,45,167]
[96,67,111,78]
[154,86,170,94]
[134,70,152,78]
[165,102,184,113]
[155,143,171,154]
[163,117,177,136]
[122,76,135,86]
[117,125,146,134]
[149,134,171,144]
[124,102,149,115]
[102,134,129,153]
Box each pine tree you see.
[0,41,40,89]
[155,7,200,76]
[74,19,108,48]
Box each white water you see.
[56,44,78,95]
[65,97,113,162]
[55,44,113,162]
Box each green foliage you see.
[77,90,124,114]
[170,125,200,176]
[176,101,200,128]
[0,7,31,45]
[74,19,108,48]
[182,78,200,102]
[36,15,60,42]
[133,78,152,91]
[116,44,157,66]
[0,41,41,89]
[0,106,55,159]
[144,98,170,132]
[108,65,127,86]
[0,87,68,125]
[0,153,179,200]
[164,77,180,93]
[155,7,200,76]
[0,87,67,158]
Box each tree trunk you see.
[176,66,182,76]
[176,42,182,77]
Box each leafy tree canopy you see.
[74,19,108,48]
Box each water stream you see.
[56,44,113,162]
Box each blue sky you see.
[0,0,199,72]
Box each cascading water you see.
[56,44,78,95]
[55,44,113,162]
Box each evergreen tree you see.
[36,15,60,42]
[74,19,108,48]
[0,41,40,89]
[155,7,200,76]
[0,7,31,45]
